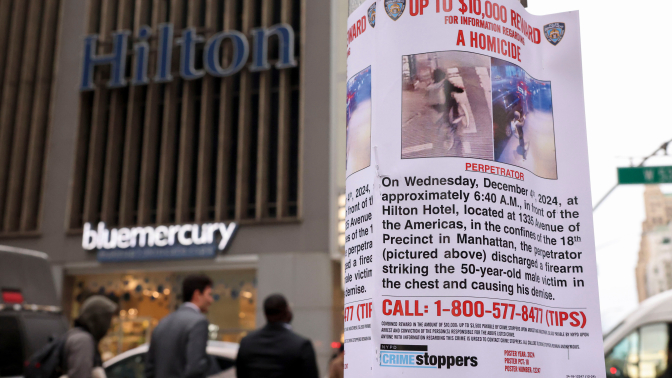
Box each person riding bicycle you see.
[432,68,465,129]
[511,110,527,160]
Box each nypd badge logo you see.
[544,22,565,46]
[368,3,376,28]
[384,0,405,21]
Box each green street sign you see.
[618,166,672,185]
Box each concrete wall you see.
[349,0,368,15]
[257,252,334,376]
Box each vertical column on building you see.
[194,0,219,223]
[100,0,134,226]
[118,0,152,227]
[20,0,61,231]
[156,0,184,224]
[234,0,254,220]
[275,0,293,219]
[0,0,12,96]
[69,0,100,229]
[254,0,273,220]
[174,0,202,223]
[136,0,167,225]
[215,0,238,222]
[82,0,117,226]
[4,0,45,232]
[0,0,30,230]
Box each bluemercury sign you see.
[83,222,237,262]
[80,23,297,91]
[345,0,604,377]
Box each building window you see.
[605,329,638,377]
[605,323,670,378]
[0,0,61,235]
[71,269,257,359]
[68,0,302,231]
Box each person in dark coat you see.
[235,294,319,378]
[432,68,464,124]
[145,274,214,378]
[63,295,117,378]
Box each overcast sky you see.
[527,0,672,331]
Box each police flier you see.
[344,0,605,376]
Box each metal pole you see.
[593,140,672,211]
[592,184,618,211]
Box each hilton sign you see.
[80,23,297,91]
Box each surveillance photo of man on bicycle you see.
[401,51,494,160]
[401,51,558,180]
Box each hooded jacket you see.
[64,296,117,378]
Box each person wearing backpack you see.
[64,295,117,378]
[24,295,116,378]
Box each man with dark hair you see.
[182,274,214,302]
[145,274,214,378]
[236,294,320,378]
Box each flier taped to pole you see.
[344,0,605,376]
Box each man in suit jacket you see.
[145,274,214,378]
[236,294,319,378]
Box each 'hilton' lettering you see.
[80,23,297,91]
[382,206,418,216]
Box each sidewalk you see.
[402,66,494,160]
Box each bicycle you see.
[437,96,470,151]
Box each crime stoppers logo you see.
[368,3,376,28]
[544,22,565,46]
[380,344,478,369]
[384,0,405,21]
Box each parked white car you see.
[603,290,672,377]
[103,340,239,378]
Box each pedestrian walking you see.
[145,274,214,378]
[235,294,319,378]
[64,295,117,378]
[24,295,116,378]
[329,344,344,378]
[511,111,528,159]
[427,68,464,123]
